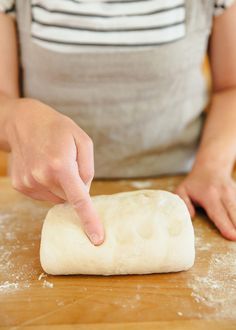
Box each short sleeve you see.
[0,0,15,15]
[214,0,236,15]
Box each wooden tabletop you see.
[0,175,236,330]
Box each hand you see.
[5,98,104,245]
[175,167,236,241]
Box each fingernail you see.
[90,233,103,246]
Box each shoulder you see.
[214,0,236,16]
[0,0,15,18]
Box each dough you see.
[40,190,195,275]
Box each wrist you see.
[2,97,37,151]
[192,150,234,176]
[0,93,18,151]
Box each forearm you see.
[0,92,17,151]
[192,88,236,174]
[0,13,20,151]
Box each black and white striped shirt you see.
[0,0,235,52]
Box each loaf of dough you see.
[40,190,195,275]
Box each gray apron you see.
[15,0,214,178]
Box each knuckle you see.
[206,185,218,198]
[31,166,51,185]
[11,178,25,192]
[227,200,236,211]
[80,217,93,228]
[207,208,215,221]
[222,184,232,195]
[22,175,35,189]
[28,193,47,202]
[49,158,66,174]
[81,167,94,183]
[207,209,219,224]
[204,203,217,219]
[207,205,223,224]
[72,197,90,211]
[83,134,94,149]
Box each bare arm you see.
[194,1,236,172]
[176,3,236,240]
[0,12,19,150]
[0,13,104,245]
[0,12,19,97]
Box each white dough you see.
[40,190,195,275]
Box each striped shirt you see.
[0,0,236,178]
[0,0,235,53]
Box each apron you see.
[15,0,214,178]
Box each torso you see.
[16,0,215,178]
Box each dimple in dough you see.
[40,190,195,275]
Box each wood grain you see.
[0,176,235,329]
[0,151,7,176]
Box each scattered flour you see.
[197,243,212,251]
[129,181,152,189]
[0,281,19,292]
[188,249,236,318]
[0,200,49,294]
[128,178,178,192]
[42,280,54,288]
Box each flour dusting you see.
[188,247,236,318]
[129,181,152,189]
[0,281,19,291]
[43,280,54,288]
[0,199,49,293]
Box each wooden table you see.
[0,152,7,176]
[0,176,235,330]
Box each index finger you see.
[59,168,105,246]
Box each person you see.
[0,0,236,245]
